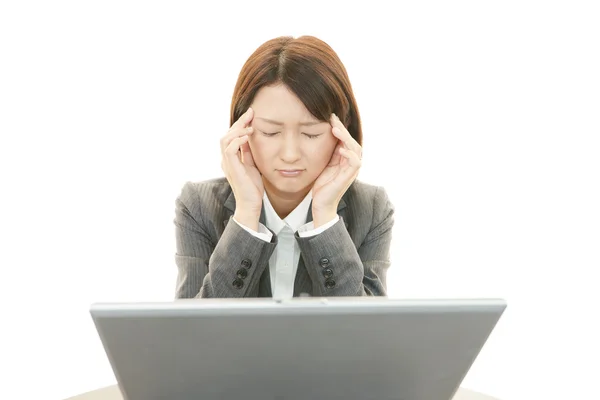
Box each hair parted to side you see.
[229,35,363,146]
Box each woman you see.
[174,35,395,299]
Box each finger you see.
[240,141,256,167]
[339,147,362,170]
[221,127,253,154]
[327,141,343,167]
[223,136,249,178]
[230,107,254,130]
[331,113,362,156]
[221,126,253,153]
[332,126,362,158]
[225,135,250,158]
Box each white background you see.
[1,1,599,399]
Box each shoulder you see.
[344,179,394,213]
[175,176,232,216]
[343,179,395,233]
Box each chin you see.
[266,174,313,194]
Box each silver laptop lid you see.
[91,297,506,400]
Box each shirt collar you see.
[263,190,312,234]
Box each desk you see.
[65,385,500,400]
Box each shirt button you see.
[232,278,244,289]
[319,258,330,267]
[324,279,336,289]
[236,269,248,279]
[322,268,334,279]
[241,259,252,269]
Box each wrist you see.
[234,209,261,231]
[312,209,338,229]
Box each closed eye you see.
[304,133,322,139]
[260,131,322,139]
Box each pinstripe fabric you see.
[173,177,395,298]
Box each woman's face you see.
[248,84,338,198]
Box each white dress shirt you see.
[233,190,339,299]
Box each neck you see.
[264,180,311,220]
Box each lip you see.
[278,169,304,177]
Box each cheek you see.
[248,138,269,164]
[309,139,337,163]
[322,131,338,148]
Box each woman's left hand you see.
[311,113,362,227]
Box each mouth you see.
[278,169,304,177]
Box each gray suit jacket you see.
[173,177,395,298]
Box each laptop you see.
[90,297,506,400]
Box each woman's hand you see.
[220,107,264,229]
[311,113,363,228]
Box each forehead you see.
[251,84,321,125]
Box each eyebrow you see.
[255,117,324,127]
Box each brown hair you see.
[229,35,363,146]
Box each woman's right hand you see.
[220,107,264,229]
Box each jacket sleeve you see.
[173,182,277,298]
[294,186,395,296]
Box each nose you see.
[279,132,301,164]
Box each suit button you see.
[236,268,248,279]
[319,258,330,267]
[322,268,334,279]
[232,278,244,289]
[324,279,336,289]
[241,259,252,269]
